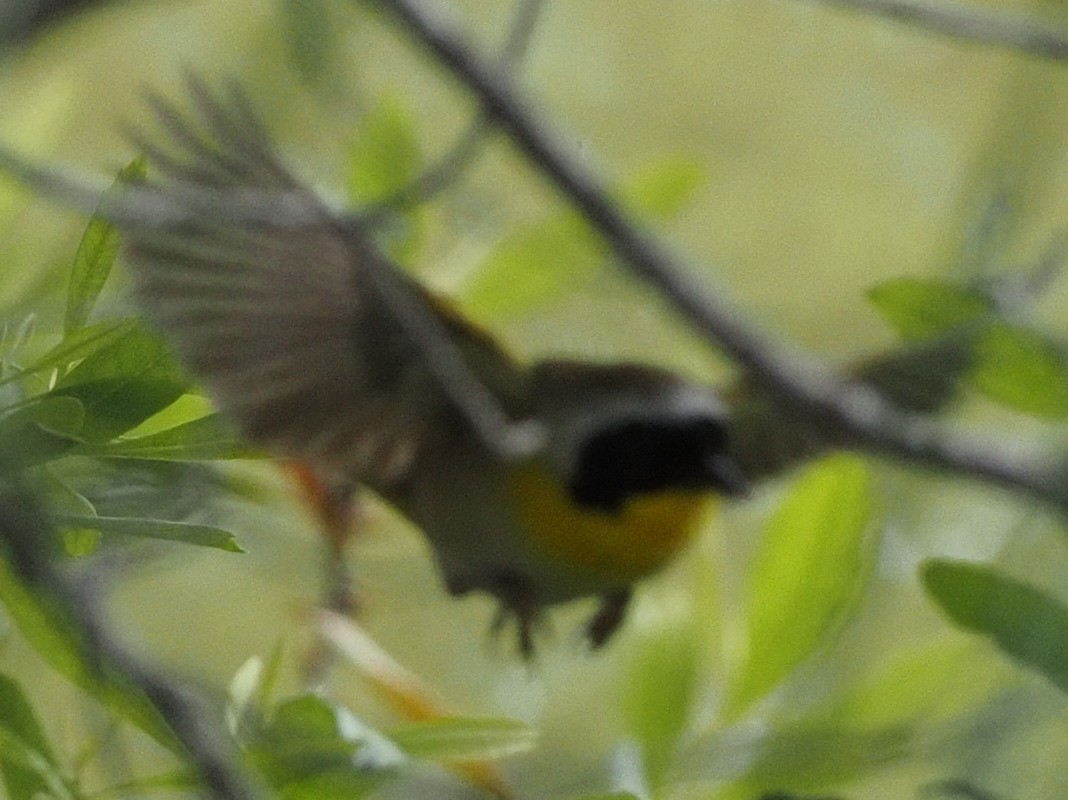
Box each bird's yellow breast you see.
[508,463,715,587]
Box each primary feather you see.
[120,78,516,491]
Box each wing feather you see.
[119,80,490,489]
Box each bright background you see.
[3,2,1068,798]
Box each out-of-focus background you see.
[2,2,1068,799]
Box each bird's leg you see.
[292,462,362,612]
[586,588,633,648]
[289,461,360,550]
[486,571,544,659]
[288,461,362,686]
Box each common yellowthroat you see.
[110,81,750,652]
[99,79,751,654]
[0,75,977,654]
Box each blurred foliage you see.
[2,2,1068,800]
[869,275,1068,418]
[459,156,707,322]
[923,560,1068,695]
[727,455,873,719]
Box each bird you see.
[0,79,970,656]
[91,78,753,656]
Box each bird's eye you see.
[569,416,743,513]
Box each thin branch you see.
[362,0,548,220]
[798,0,1068,63]
[365,0,1068,515]
[0,475,262,800]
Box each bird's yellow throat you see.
[508,463,715,585]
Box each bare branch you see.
[798,0,1068,62]
[364,0,1068,515]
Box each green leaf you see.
[619,157,705,220]
[728,454,872,715]
[460,213,599,320]
[0,726,72,800]
[679,723,910,794]
[53,378,187,443]
[0,396,85,468]
[40,470,96,515]
[971,323,1068,419]
[622,605,699,789]
[266,695,355,755]
[852,335,973,413]
[460,159,702,322]
[120,392,215,437]
[280,0,341,90]
[0,319,138,390]
[818,643,1000,729]
[55,322,184,390]
[867,278,992,341]
[460,158,702,321]
[251,695,402,788]
[64,159,146,337]
[0,395,85,439]
[52,324,188,441]
[278,768,390,800]
[90,770,200,798]
[347,96,422,203]
[0,549,178,751]
[61,528,101,557]
[390,718,536,763]
[54,514,244,553]
[736,725,910,793]
[21,394,84,437]
[44,473,111,557]
[0,673,62,800]
[79,413,255,461]
[923,559,1068,694]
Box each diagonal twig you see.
[798,0,1068,63]
[361,0,548,221]
[363,0,1068,515]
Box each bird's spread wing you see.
[119,78,509,489]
